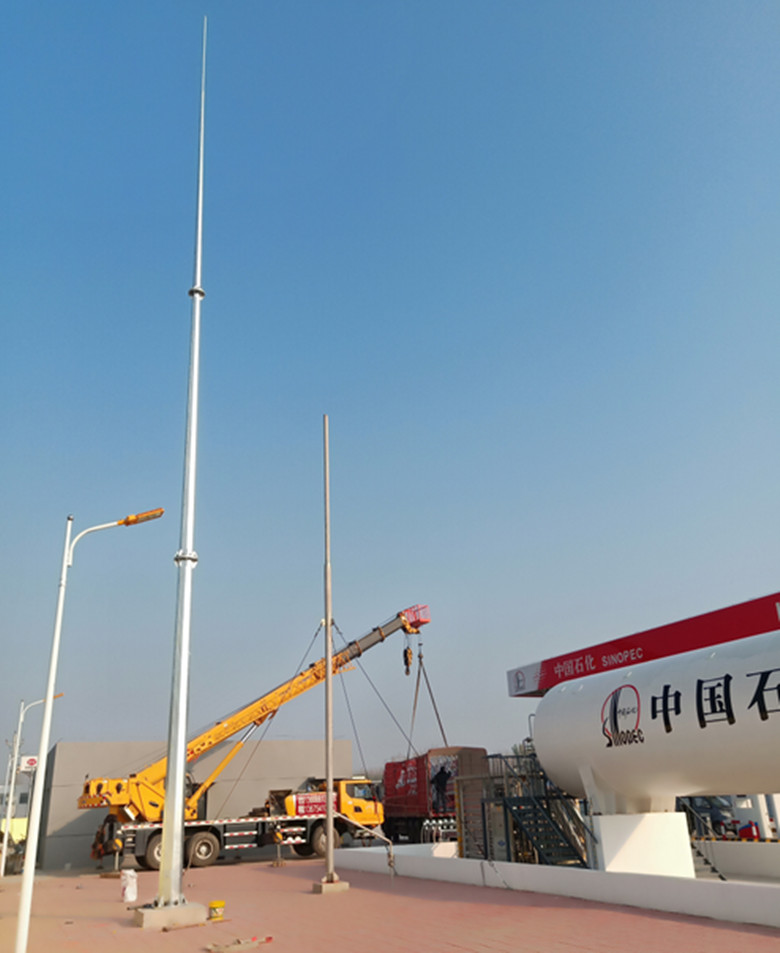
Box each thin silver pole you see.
[323,415,336,882]
[1,702,23,877]
[2,699,45,877]
[13,510,159,950]
[14,516,72,953]
[157,16,207,909]
[1,736,13,870]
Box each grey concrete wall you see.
[41,738,352,870]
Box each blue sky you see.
[3,2,780,776]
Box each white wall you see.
[592,813,694,877]
[335,845,780,930]
[694,838,780,881]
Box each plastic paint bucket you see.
[209,900,225,921]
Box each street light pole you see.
[14,507,163,953]
[2,749,12,836]
[1,695,61,878]
[1,702,27,879]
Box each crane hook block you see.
[403,646,413,676]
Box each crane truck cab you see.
[261,776,383,857]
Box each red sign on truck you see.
[292,791,337,816]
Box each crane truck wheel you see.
[292,842,315,857]
[186,831,220,868]
[144,834,163,870]
[311,823,341,858]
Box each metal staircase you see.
[503,795,587,867]
[690,841,727,881]
[457,744,595,867]
[678,798,728,881]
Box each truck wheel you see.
[293,843,315,857]
[186,831,220,867]
[144,834,163,871]
[311,824,341,858]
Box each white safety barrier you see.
[335,845,780,930]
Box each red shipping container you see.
[383,755,429,818]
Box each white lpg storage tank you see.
[533,628,780,815]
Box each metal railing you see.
[486,751,597,864]
[335,813,395,879]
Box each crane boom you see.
[78,605,430,824]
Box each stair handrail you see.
[677,797,719,838]
[488,742,598,844]
[488,751,598,852]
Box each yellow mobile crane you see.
[79,605,429,868]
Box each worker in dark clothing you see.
[431,765,452,814]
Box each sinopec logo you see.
[601,685,644,748]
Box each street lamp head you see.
[118,508,165,527]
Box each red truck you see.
[381,746,487,843]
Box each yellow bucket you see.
[208,900,225,921]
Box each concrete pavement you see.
[2,856,779,953]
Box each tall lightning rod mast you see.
[323,415,336,882]
[156,17,207,911]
